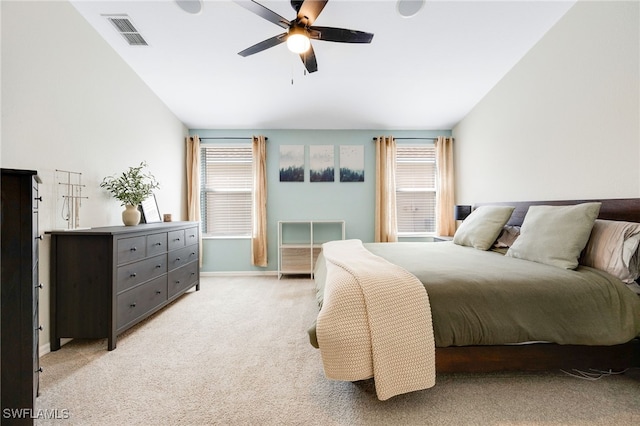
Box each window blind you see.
[201,145,252,237]
[396,145,437,234]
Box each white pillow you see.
[453,205,515,250]
[506,203,601,269]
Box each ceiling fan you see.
[235,0,374,73]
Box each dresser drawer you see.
[116,254,167,293]
[185,227,199,247]
[147,232,167,256]
[116,276,167,330]
[168,245,198,271]
[168,262,198,298]
[117,236,146,264]
[168,229,185,251]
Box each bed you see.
[308,198,640,399]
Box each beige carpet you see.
[36,276,640,425]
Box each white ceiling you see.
[69,0,577,130]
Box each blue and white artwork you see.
[339,145,364,182]
[279,145,305,182]
[310,145,335,182]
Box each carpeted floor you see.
[35,276,640,425]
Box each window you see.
[200,144,252,237]
[395,145,437,235]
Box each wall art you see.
[339,145,364,182]
[279,145,305,182]
[309,145,335,182]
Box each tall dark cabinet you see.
[1,168,42,425]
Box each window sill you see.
[398,232,436,238]
[202,235,251,240]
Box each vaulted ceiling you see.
[70,0,577,130]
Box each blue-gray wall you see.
[191,129,451,273]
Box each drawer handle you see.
[176,257,181,261]
[175,280,181,284]
[190,272,195,276]
[174,238,181,241]
[34,196,43,202]
[36,325,43,331]
[130,302,137,308]
[36,283,44,289]
[156,264,162,268]
[155,290,162,295]
[36,367,43,373]
[155,242,162,246]
[35,235,43,240]
[189,234,195,238]
[191,252,196,256]
[130,273,137,278]
[130,247,138,252]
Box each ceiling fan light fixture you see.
[396,0,425,18]
[287,30,311,54]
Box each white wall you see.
[1,1,188,353]
[452,0,640,204]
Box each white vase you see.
[122,204,141,226]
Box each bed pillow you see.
[506,202,601,269]
[580,219,640,283]
[453,205,515,250]
[490,225,521,254]
[494,225,521,248]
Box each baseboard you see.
[199,270,278,277]
[40,342,51,357]
[40,338,73,358]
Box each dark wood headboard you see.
[474,198,640,226]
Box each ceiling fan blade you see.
[234,0,291,29]
[238,33,287,57]
[297,0,328,27]
[300,44,318,73]
[309,26,374,43]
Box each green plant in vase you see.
[100,162,160,225]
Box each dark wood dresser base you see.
[48,222,200,351]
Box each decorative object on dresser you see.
[1,168,43,425]
[99,162,160,226]
[55,169,87,230]
[47,222,200,351]
[140,194,162,223]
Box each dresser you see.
[1,168,42,425]
[48,222,200,351]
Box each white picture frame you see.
[140,194,162,223]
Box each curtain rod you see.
[197,136,268,141]
[371,137,437,141]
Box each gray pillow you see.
[506,202,602,269]
[580,219,640,283]
[453,205,515,250]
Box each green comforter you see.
[311,242,640,347]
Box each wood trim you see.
[436,340,640,373]
[475,198,640,226]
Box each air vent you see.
[104,15,148,46]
